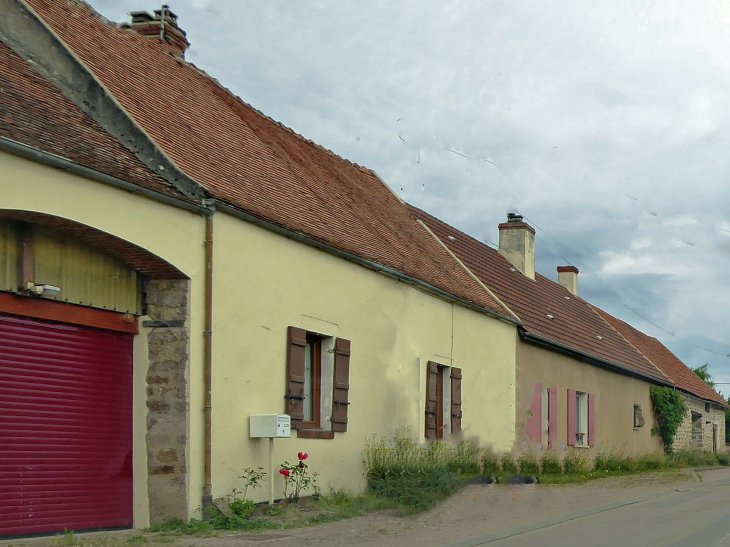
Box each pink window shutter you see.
[525,382,542,441]
[548,386,557,449]
[567,389,576,447]
[588,393,595,447]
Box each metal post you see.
[268,437,274,506]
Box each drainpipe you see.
[202,207,214,513]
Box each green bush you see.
[594,451,630,473]
[563,453,588,474]
[717,454,728,466]
[228,498,254,518]
[650,387,688,452]
[540,452,562,474]
[481,451,501,476]
[518,453,540,476]
[363,429,478,513]
[500,454,518,474]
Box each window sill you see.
[573,445,590,449]
[297,429,335,440]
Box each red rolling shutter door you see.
[0,314,133,537]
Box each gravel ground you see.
[3,470,706,547]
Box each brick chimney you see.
[125,5,189,56]
[498,213,536,280]
[557,265,579,295]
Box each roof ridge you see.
[588,304,673,384]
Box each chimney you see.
[557,266,579,295]
[125,5,190,56]
[498,213,536,280]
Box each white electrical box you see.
[249,414,291,438]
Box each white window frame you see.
[575,391,588,447]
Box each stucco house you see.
[411,206,727,459]
[0,0,522,536]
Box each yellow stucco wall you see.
[0,150,208,525]
[210,211,517,503]
[515,342,663,462]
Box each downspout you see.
[202,205,215,513]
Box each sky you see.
[92,0,730,394]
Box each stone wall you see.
[674,393,726,452]
[144,279,190,523]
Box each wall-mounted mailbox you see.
[249,414,291,438]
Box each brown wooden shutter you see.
[567,388,576,447]
[285,326,307,429]
[425,361,438,439]
[331,338,351,432]
[450,367,462,434]
[588,393,595,447]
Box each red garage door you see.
[0,314,133,537]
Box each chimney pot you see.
[498,213,535,279]
[557,265,579,295]
[129,5,189,56]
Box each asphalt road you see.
[445,469,730,547]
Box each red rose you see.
[279,468,290,477]
[299,461,305,468]
[298,452,308,461]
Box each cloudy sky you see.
[92,0,730,393]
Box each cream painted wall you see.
[210,212,517,503]
[516,342,664,462]
[0,151,208,520]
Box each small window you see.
[302,335,322,429]
[705,402,710,413]
[575,392,588,446]
[634,404,645,429]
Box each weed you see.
[500,454,517,474]
[540,451,562,474]
[127,536,148,544]
[481,451,501,476]
[58,529,78,547]
[518,453,540,476]
[563,453,588,474]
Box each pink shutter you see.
[525,382,541,441]
[567,389,576,447]
[588,393,595,447]
[548,386,557,449]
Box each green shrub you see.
[650,387,688,452]
[634,454,665,471]
[481,451,501,476]
[717,454,728,466]
[594,451,630,473]
[363,429,477,513]
[500,454,518,474]
[671,449,718,468]
[518,453,540,476]
[563,453,588,474]
[540,452,562,474]
[228,498,254,518]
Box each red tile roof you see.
[594,308,729,407]
[410,205,673,384]
[0,41,191,204]
[23,0,510,317]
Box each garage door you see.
[0,313,133,537]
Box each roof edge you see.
[520,329,675,387]
[215,201,523,327]
[0,0,207,200]
[416,219,521,322]
[0,137,213,216]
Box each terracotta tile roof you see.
[0,41,192,205]
[23,0,509,316]
[410,205,673,384]
[594,308,729,407]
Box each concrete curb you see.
[442,474,730,547]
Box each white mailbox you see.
[249,414,291,438]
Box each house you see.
[0,0,521,536]
[595,310,728,452]
[411,207,682,458]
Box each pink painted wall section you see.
[525,382,542,441]
[588,393,595,447]
[567,388,576,446]
[548,386,557,449]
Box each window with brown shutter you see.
[450,368,462,434]
[425,361,439,439]
[331,337,351,433]
[285,326,307,430]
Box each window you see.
[285,327,351,438]
[575,391,588,446]
[633,404,645,429]
[302,335,321,428]
[425,361,462,439]
[567,389,594,447]
[705,402,711,413]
